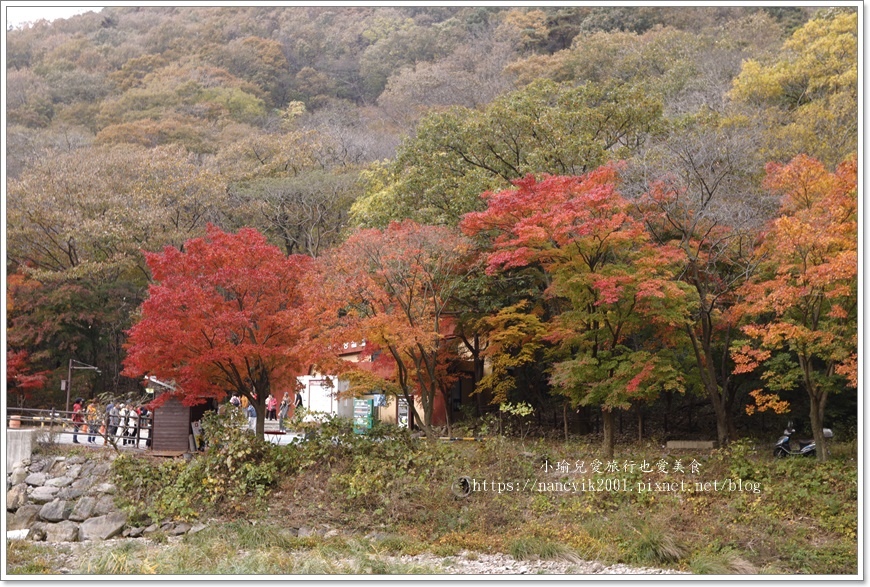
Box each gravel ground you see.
[390,551,689,575]
[10,536,688,575]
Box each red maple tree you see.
[122,225,313,439]
[7,349,49,408]
[463,169,691,457]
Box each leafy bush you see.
[288,414,457,522]
[329,432,448,516]
[113,408,297,521]
[112,454,196,522]
[500,401,534,441]
[194,408,289,509]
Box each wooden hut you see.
[145,377,214,453]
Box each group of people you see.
[229,391,303,433]
[70,397,151,447]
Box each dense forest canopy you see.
[5,6,858,451]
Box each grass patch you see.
[5,540,56,574]
[508,536,577,561]
[80,541,158,574]
[690,548,757,574]
[368,533,428,556]
[625,522,684,565]
[184,520,299,551]
[347,555,440,575]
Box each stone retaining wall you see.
[6,429,35,469]
[6,453,203,542]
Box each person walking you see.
[71,398,84,444]
[246,403,257,430]
[278,392,290,432]
[108,402,120,438]
[266,394,277,421]
[103,398,115,444]
[86,399,100,444]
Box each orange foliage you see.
[732,153,857,407]
[745,389,790,416]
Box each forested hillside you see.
[6,6,858,449]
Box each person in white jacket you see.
[127,407,140,447]
[116,404,128,444]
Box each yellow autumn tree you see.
[729,9,857,167]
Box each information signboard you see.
[353,399,374,434]
[397,398,409,429]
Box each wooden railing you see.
[6,407,153,449]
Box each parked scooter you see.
[774,421,833,458]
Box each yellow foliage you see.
[729,10,857,166]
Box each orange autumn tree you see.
[462,169,692,457]
[122,225,313,440]
[732,154,857,461]
[307,221,476,438]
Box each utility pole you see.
[64,359,101,412]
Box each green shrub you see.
[113,408,298,521]
[194,409,284,509]
[725,438,767,482]
[112,454,197,522]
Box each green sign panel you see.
[353,399,374,434]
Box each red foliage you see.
[462,168,690,414]
[462,167,637,274]
[7,349,49,404]
[122,225,313,408]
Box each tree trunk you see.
[443,389,453,438]
[251,388,267,442]
[255,402,265,440]
[686,322,736,446]
[704,380,736,446]
[637,405,643,442]
[664,391,672,433]
[406,390,435,440]
[602,408,615,459]
[808,389,829,462]
[563,402,569,442]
